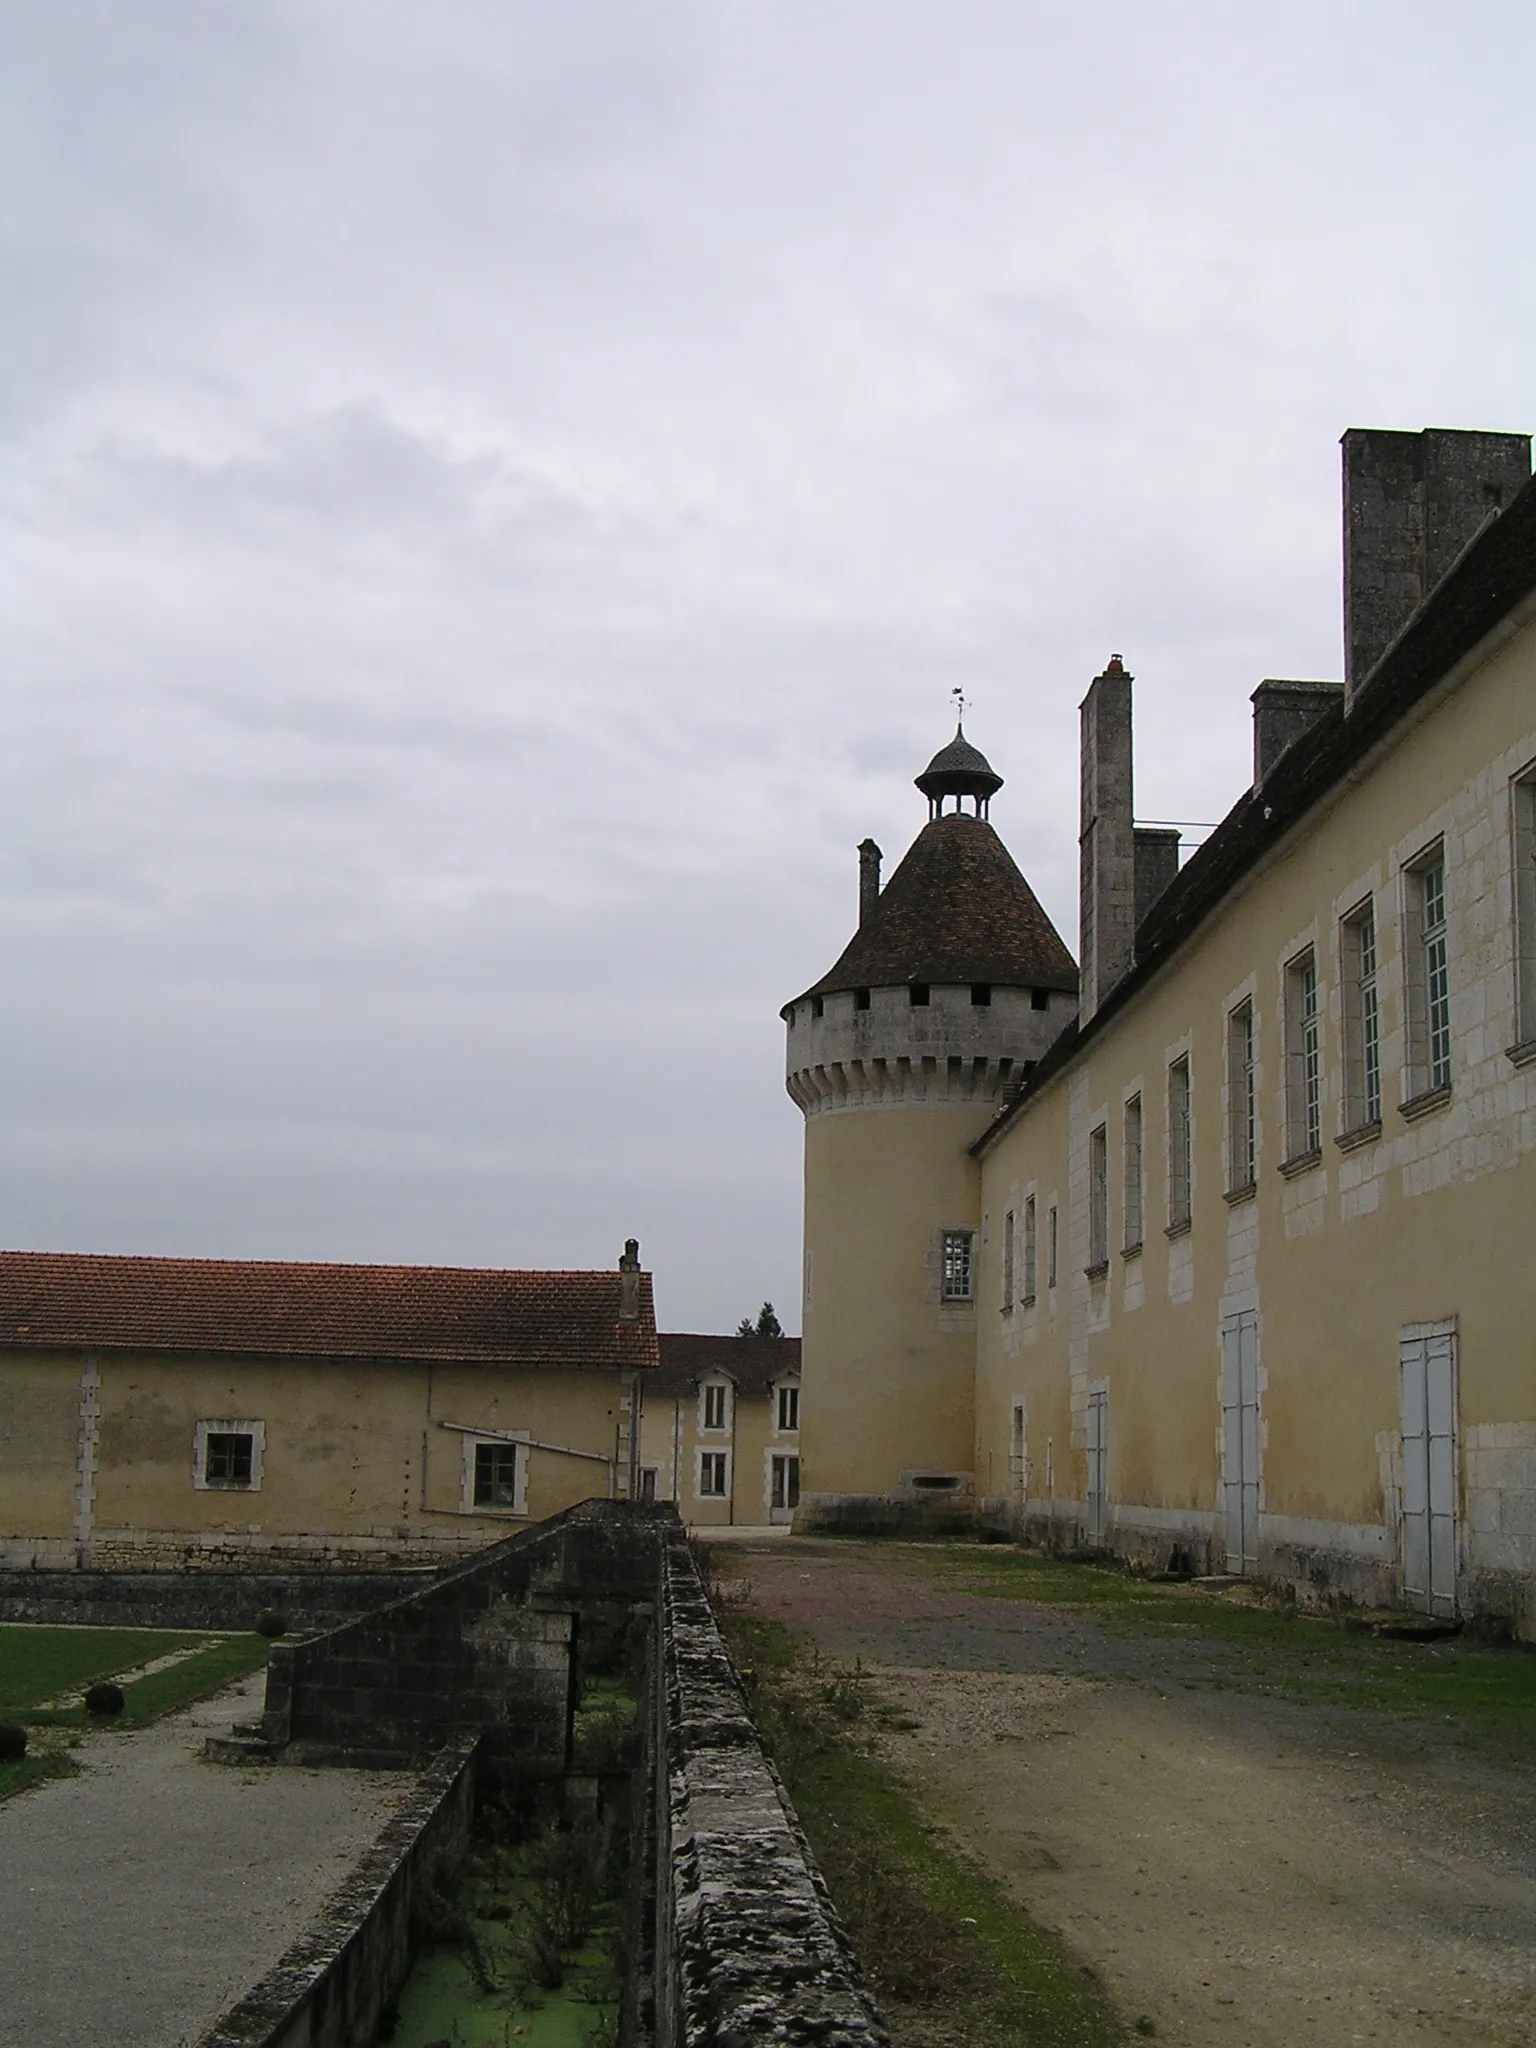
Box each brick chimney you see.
[1079,655,1136,1024]
[858,838,882,926]
[618,1238,641,1321]
[1342,427,1530,704]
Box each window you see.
[1284,950,1321,1159]
[1405,848,1451,1097]
[770,1454,800,1512]
[1226,1001,1256,1192]
[702,1382,728,1431]
[971,983,992,1007]
[909,981,930,1007]
[1022,1195,1037,1303]
[638,1467,658,1503]
[1031,988,1050,1012]
[1123,1095,1143,1251]
[1341,902,1381,1129]
[1167,1057,1191,1230]
[1516,771,1536,1049]
[855,987,871,1011]
[776,1382,800,1432]
[1047,1205,1058,1289]
[941,1229,974,1301]
[698,1451,729,1497]
[205,1432,253,1486]
[811,996,824,1019]
[1001,1209,1015,1311]
[474,1440,519,1508]
[193,1419,263,1492]
[1087,1125,1109,1271]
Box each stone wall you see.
[262,1498,666,1769]
[643,1522,887,2048]
[0,1566,434,1635]
[196,1734,478,2048]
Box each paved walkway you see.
[0,1672,413,2048]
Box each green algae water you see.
[387,1924,616,2048]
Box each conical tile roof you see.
[791,813,1078,1003]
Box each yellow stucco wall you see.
[637,1381,801,1526]
[975,602,1536,1614]
[0,1351,634,1566]
[801,1102,985,1502]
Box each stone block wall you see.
[197,1734,478,2048]
[0,1566,434,1635]
[263,1499,667,1769]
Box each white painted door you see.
[1085,1388,1108,1544]
[769,1455,800,1525]
[1401,1329,1458,1616]
[1011,1402,1028,1512]
[1221,1312,1260,1573]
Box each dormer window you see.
[702,1382,729,1431]
[776,1383,800,1432]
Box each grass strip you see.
[0,1624,207,1715]
[116,1633,271,1726]
[919,1543,1536,1755]
[0,1746,81,1806]
[713,1590,1124,2048]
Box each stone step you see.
[203,1731,278,1765]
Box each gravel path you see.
[724,1538,1536,2048]
[0,1672,414,2048]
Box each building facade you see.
[637,1332,802,1527]
[0,1243,656,1569]
[788,426,1536,1635]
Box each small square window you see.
[699,1451,729,1497]
[909,981,930,1007]
[941,1229,974,1301]
[205,1432,253,1487]
[776,1383,800,1432]
[703,1382,728,1431]
[194,1420,263,1492]
[474,1441,519,1508]
[1031,988,1050,1012]
[971,983,992,1007]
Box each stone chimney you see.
[1251,680,1344,785]
[1133,826,1181,933]
[858,838,882,926]
[618,1238,641,1321]
[1079,655,1136,1024]
[1343,427,1530,703]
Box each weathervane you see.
[951,686,968,728]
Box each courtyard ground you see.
[711,1536,1536,2048]
[0,1667,412,2048]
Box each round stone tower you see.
[783,728,1078,1531]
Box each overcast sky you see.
[4,2,1534,1333]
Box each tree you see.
[736,1302,783,1338]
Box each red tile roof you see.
[788,813,1077,1007]
[654,1332,800,1400]
[0,1251,657,1372]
